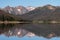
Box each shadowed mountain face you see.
[20,5,60,21]
[0,10,21,21]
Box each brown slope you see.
[20,5,60,21]
[0,10,21,21]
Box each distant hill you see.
[20,5,60,21]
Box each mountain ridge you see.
[20,5,60,21]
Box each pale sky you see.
[0,0,60,7]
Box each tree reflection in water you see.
[0,23,60,38]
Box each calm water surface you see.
[0,23,60,40]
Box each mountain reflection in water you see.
[0,23,60,38]
[0,24,36,37]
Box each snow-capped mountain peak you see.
[26,6,35,11]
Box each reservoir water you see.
[0,23,60,40]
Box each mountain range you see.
[1,6,35,15]
[0,5,60,21]
[20,5,60,21]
